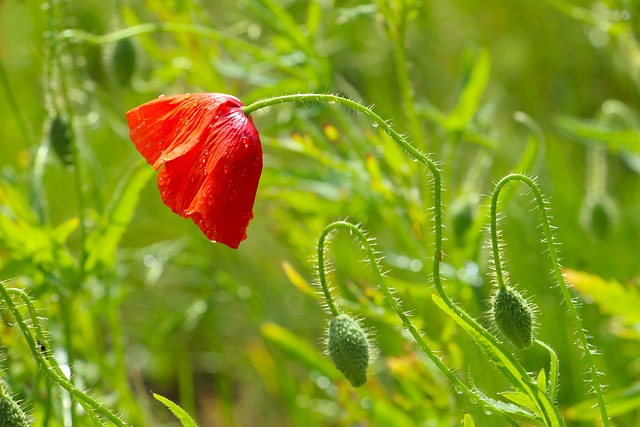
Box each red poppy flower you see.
[126,93,263,249]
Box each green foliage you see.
[0,0,639,425]
[153,394,198,427]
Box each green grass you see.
[1,0,640,426]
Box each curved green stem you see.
[491,173,610,427]
[317,221,518,425]
[245,94,560,425]
[316,227,340,318]
[0,282,128,426]
[243,94,446,300]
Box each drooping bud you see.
[327,314,370,387]
[0,379,29,427]
[450,197,475,245]
[49,115,73,167]
[492,286,534,349]
[580,195,617,240]
[112,38,137,86]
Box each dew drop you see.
[454,386,463,395]
[372,122,379,128]
[483,407,493,416]
[223,165,229,173]
[184,93,192,100]
[158,94,165,98]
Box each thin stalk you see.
[391,4,427,148]
[316,226,340,317]
[0,283,127,426]
[318,221,518,426]
[490,173,610,427]
[243,94,560,425]
[243,93,445,298]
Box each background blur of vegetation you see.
[1,0,640,426]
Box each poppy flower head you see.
[126,93,263,249]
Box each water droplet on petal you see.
[184,93,191,99]
[158,94,165,98]
[223,165,229,173]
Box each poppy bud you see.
[492,286,534,349]
[450,198,474,245]
[580,196,617,240]
[49,115,73,167]
[112,38,136,86]
[327,314,370,387]
[0,379,29,427]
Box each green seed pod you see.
[328,314,369,387]
[450,198,474,245]
[49,115,73,167]
[112,38,136,86]
[580,195,617,240]
[492,286,534,349]
[0,379,29,427]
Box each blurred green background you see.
[1,0,640,426]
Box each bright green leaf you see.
[444,48,491,132]
[261,322,340,380]
[153,393,198,427]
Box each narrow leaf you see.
[153,393,198,427]
[564,269,640,325]
[84,159,154,271]
[445,48,491,132]
[566,381,640,420]
[261,322,340,380]
[463,413,476,427]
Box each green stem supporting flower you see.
[490,173,610,427]
[316,221,519,427]
[244,93,445,300]
[0,281,127,427]
[244,94,564,425]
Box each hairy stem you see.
[0,282,128,426]
[491,173,610,426]
[317,221,518,426]
[244,94,560,425]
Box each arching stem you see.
[317,221,518,426]
[490,173,610,427]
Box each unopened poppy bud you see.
[328,314,369,387]
[492,286,534,349]
[580,196,617,240]
[450,198,474,245]
[49,115,73,167]
[0,379,29,427]
[112,38,136,86]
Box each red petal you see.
[127,93,263,249]
[126,93,240,169]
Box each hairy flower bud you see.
[112,38,136,86]
[49,115,72,167]
[492,286,534,349]
[328,314,369,387]
[0,379,29,427]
